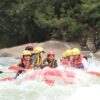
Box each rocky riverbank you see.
[0,40,99,59]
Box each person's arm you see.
[17,60,22,67]
[43,58,49,66]
[14,60,23,79]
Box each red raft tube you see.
[0,66,100,85]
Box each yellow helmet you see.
[72,48,80,55]
[22,50,31,56]
[34,47,45,53]
[65,50,72,56]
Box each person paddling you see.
[43,51,58,68]
[70,48,88,69]
[60,50,72,69]
[25,44,34,54]
[15,50,32,79]
[25,44,35,68]
[33,47,45,69]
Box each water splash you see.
[68,84,100,100]
[0,57,100,100]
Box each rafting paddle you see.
[87,71,100,76]
[0,71,3,74]
[8,66,27,79]
[0,70,15,74]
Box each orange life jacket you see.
[70,55,84,68]
[19,58,32,69]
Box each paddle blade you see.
[0,77,14,81]
[87,71,100,76]
[0,71,3,74]
[8,66,25,71]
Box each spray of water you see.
[0,57,100,100]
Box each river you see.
[0,57,100,100]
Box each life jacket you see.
[60,58,69,65]
[70,55,84,68]
[34,53,42,68]
[44,58,57,68]
[18,58,32,69]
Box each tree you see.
[0,0,99,52]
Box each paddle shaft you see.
[0,70,15,74]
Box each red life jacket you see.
[70,55,84,68]
[20,58,32,69]
[60,58,69,65]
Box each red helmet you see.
[25,44,33,51]
[47,51,55,57]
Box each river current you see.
[0,57,100,100]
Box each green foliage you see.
[0,0,100,48]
